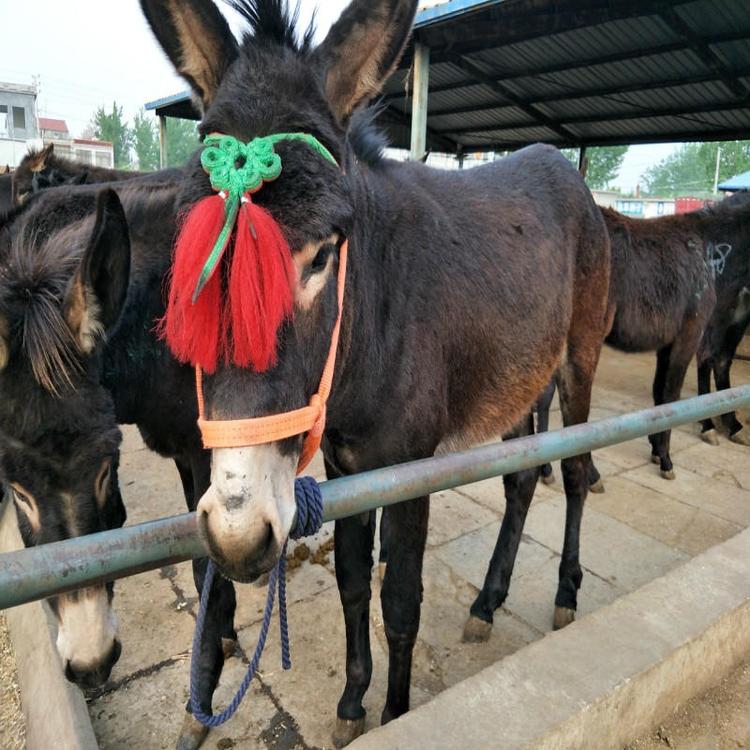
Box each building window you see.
[95,151,111,167]
[0,105,7,137]
[657,202,665,216]
[75,149,92,164]
[12,106,26,131]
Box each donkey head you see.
[13,144,90,207]
[0,188,131,686]
[142,0,416,581]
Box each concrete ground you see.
[17,349,750,749]
[0,614,25,750]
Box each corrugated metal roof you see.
[718,170,750,191]
[384,0,750,151]
[146,0,750,153]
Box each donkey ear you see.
[65,190,131,353]
[140,0,238,109]
[28,143,54,174]
[314,0,418,123]
[0,315,9,371]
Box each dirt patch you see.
[625,659,750,749]
[0,613,26,750]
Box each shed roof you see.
[146,0,750,154]
[718,169,750,192]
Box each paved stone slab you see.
[109,569,196,681]
[426,489,499,549]
[623,463,750,527]
[673,439,750,490]
[452,476,558,510]
[350,528,750,750]
[523,497,688,592]
[588,476,743,556]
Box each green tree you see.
[92,102,133,169]
[166,117,200,167]
[132,110,160,171]
[643,141,750,197]
[562,146,629,190]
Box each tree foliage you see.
[92,102,133,169]
[132,110,160,171]
[165,117,200,168]
[642,141,750,197]
[561,146,629,190]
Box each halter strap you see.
[195,240,348,473]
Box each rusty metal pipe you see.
[1,386,748,609]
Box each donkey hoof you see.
[541,473,556,486]
[701,429,720,446]
[660,469,676,481]
[651,454,661,465]
[589,478,605,494]
[553,606,575,631]
[332,717,366,748]
[378,562,387,583]
[730,428,750,446]
[222,637,238,660]
[176,713,209,750]
[462,615,493,643]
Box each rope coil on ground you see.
[189,477,324,727]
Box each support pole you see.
[159,114,168,170]
[1,386,749,610]
[410,42,430,162]
[578,145,588,178]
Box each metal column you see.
[410,42,430,162]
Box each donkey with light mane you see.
[0,179,250,746]
[140,0,610,744]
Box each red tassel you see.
[161,195,226,373]
[229,201,294,371]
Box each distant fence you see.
[1,386,749,610]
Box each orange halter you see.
[195,240,348,474]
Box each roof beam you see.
[384,30,750,104]
[658,7,749,99]
[439,99,750,136]
[448,55,577,143]
[455,126,750,152]
[425,66,750,119]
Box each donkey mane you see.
[1,215,90,394]
[227,0,315,51]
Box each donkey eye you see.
[310,244,334,273]
[10,483,34,508]
[95,461,112,500]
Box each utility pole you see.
[713,146,722,195]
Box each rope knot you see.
[291,476,324,539]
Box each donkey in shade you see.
[11,142,183,206]
[0,170,11,216]
[538,193,750,486]
[141,0,611,743]
[0,182,244,748]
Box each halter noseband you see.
[186,132,347,474]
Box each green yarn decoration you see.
[192,132,338,301]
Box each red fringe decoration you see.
[162,195,226,373]
[230,202,294,372]
[162,195,294,374]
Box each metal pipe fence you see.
[1,386,749,610]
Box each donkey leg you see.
[174,457,237,750]
[380,497,430,725]
[553,357,599,630]
[536,380,556,485]
[465,413,537,643]
[378,509,389,582]
[650,339,695,479]
[714,335,748,443]
[698,359,719,444]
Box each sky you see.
[0,0,678,192]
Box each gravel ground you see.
[0,613,26,750]
[626,659,750,750]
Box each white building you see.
[0,81,38,168]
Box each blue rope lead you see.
[189,476,324,727]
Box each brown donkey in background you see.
[140,0,611,744]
